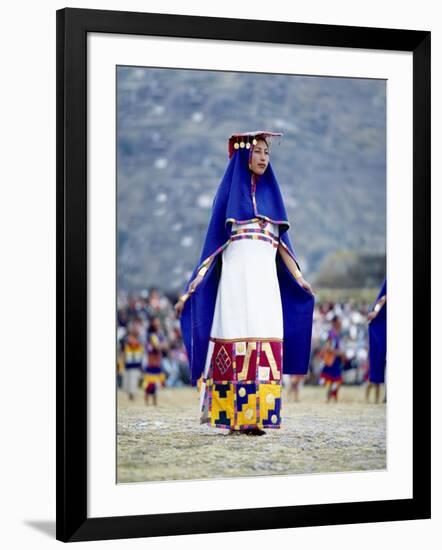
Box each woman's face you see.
[248,139,270,176]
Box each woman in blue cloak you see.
[175,131,315,435]
[366,278,387,404]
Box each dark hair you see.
[254,136,270,148]
[148,317,160,333]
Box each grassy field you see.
[117,384,386,483]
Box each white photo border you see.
[87,33,413,519]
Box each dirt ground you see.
[117,385,386,483]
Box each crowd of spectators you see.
[117,288,372,388]
[309,300,371,385]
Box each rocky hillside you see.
[117,66,386,292]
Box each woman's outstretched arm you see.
[174,256,215,317]
[277,243,314,296]
[367,294,386,322]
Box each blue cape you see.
[180,146,315,384]
[368,278,387,384]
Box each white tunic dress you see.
[210,220,283,339]
[200,219,285,431]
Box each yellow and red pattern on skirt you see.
[143,368,166,393]
[200,336,282,430]
[143,333,166,393]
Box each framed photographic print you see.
[56,7,431,542]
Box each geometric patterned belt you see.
[230,227,279,248]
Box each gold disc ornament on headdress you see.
[228,130,283,159]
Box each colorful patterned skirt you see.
[320,357,343,382]
[143,366,166,394]
[200,337,283,430]
[200,220,284,430]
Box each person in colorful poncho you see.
[175,131,314,435]
[143,317,167,406]
[120,322,144,401]
[319,316,346,402]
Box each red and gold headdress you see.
[227,130,283,159]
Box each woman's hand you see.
[174,274,204,318]
[367,296,385,323]
[174,299,184,317]
[296,276,314,295]
[367,310,378,323]
[188,274,203,293]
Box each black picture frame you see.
[56,7,431,542]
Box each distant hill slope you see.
[117,67,386,292]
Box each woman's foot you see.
[244,428,266,436]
